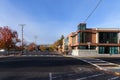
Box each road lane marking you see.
[49,72,52,80]
[76,73,104,80]
[52,75,62,79]
[80,59,104,70]
[67,73,75,76]
[79,58,120,71]
[89,61,107,62]
[108,76,119,80]
[52,72,76,79]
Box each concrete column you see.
[96,29,99,53]
[76,34,78,44]
[96,32,99,43]
[96,47,98,50]
[75,46,78,50]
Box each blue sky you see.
[0,0,120,44]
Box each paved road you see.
[0,54,119,80]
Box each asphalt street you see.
[0,53,119,80]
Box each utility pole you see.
[19,24,25,55]
[34,35,37,45]
[34,35,37,52]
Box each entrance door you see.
[110,47,118,54]
[99,46,109,54]
[99,46,104,54]
[104,47,109,54]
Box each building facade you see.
[63,23,120,55]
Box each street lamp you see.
[19,24,25,55]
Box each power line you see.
[84,0,102,22]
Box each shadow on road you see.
[0,56,94,72]
[0,57,90,68]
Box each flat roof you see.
[96,28,120,30]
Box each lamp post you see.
[19,24,25,55]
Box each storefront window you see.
[99,32,118,43]
[99,46,118,54]
[78,33,80,43]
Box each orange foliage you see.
[0,26,18,49]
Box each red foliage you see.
[0,26,19,49]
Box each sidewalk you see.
[71,54,120,58]
[79,58,120,76]
[64,55,120,76]
[64,54,120,58]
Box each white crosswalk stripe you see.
[76,58,120,77]
[108,76,119,80]
[76,73,104,80]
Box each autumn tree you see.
[0,26,19,50]
[52,35,64,51]
[28,42,36,51]
[39,45,46,52]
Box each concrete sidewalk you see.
[64,55,120,76]
[66,54,120,58]
[79,58,120,76]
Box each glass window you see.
[99,32,118,43]
[99,46,105,54]
[78,23,86,30]
[110,47,118,54]
[78,33,81,43]
[77,32,86,43]
[99,46,118,54]
[72,36,76,44]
